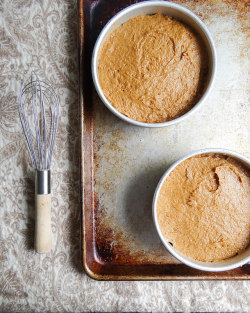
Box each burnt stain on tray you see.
[80,0,250,279]
[88,0,141,41]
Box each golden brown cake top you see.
[157,154,250,262]
[98,14,208,123]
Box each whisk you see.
[18,71,59,253]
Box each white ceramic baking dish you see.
[152,148,250,272]
[92,1,216,127]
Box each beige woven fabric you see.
[0,0,249,312]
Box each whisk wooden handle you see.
[35,194,52,253]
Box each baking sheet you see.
[79,0,250,280]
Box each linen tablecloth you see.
[0,0,249,312]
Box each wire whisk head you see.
[18,71,59,170]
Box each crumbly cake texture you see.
[98,13,208,123]
[157,154,250,262]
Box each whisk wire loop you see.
[19,87,38,169]
[32,77,42,169]
[18,71,59,171]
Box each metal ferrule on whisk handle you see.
[36,170,51,195]
[18,71,59,254]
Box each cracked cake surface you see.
[157,154,250,262]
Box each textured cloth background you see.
[0,0,249,312]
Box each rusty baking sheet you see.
[79,0,250,280]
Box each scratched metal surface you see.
[91,0,249,266]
